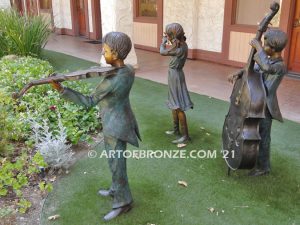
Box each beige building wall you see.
[0,0,11,8]
[133,22,157,48]
[88,0,93,32]
[163,0,225,52]
[196,0,225,52]
[163,0,199,49]
[52,0,72,29]
[229,32,255,63]
[100,0,138,67]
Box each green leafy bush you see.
[0,151,50,213]
[0,89,14,155]
[0,56,100,145]
[0,9,51,58]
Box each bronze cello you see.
[222,2,280,172]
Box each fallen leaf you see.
[178,180,188,187]
[48,215,60,220]
[49,176,56,182]
[233,205,249,208]
[177,143,186,148]
[206,133,210,136]
[208,207,215,213]
[200,127,205,130]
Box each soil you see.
[0,133,104,225]
[0,174,47,225]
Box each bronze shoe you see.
[248,169,270,177]
[103,204,132,221]
[172,135,191,144]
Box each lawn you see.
[40,50,300,225]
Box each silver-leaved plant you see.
[28,111,74,170]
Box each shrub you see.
[28,112,74,170]
[0,56,101,145]
[0,89,14,156]
[0,9,51,58]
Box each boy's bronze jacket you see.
[254,49,287,122]
[61,65,141,147]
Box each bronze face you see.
[263,40,275,56]
[102,44,118,65]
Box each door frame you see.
[70,0,89,38]
[70,0,101,40]
[90,0,101,40]
[286,0,300,74]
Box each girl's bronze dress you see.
[160,41,193,111]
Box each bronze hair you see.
[264,29,287,52]
[165,23,186,42]
[103,32,132,60]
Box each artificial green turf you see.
[41,49,97,72]
[40,50,300,225]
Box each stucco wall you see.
[163,0,225,52]
[0,0,11,9]
[163,0,198,49]
[197,0,225,52]
[52,0,72,29]
[88,0,93,32]
[100,0,137,67]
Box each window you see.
[235,0,281,27]
[40,0,51,10]
[138,0,157,17]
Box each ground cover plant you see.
[40,52,300,225]
[0,150,50,214]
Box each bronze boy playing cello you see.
[229,29,287,176]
